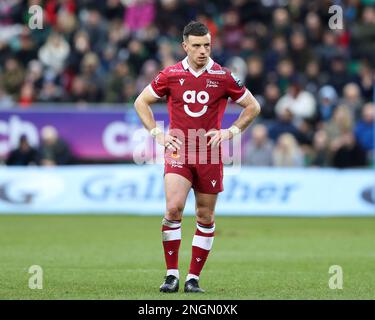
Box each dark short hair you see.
[183,21,209,41]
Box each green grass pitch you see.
[0,215,374,299]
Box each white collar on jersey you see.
[182,56,214,78]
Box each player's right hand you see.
[155,133,182,151]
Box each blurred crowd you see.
[0,0,374,168]
[5,126,73,166]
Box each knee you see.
[166,203,184,221]
[196,207,214,224]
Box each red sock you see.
[161,218,181,277]
[187,221,215,280]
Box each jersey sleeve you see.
[148,70,168,98]
[226,71,249,103]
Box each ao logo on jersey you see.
[182,90,209,117]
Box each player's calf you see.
[161,218,181,292]
[185,221,215,293]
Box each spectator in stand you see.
[351,5,375,65]
[286,0,305,22]
[154,0,188,37]
[0,85,14,109]
[196,13,218,44]
[123,0,156,35]
[316,85,338,123]
[211,34,230,67]
[243,124,274,167]
[0,0,23,25]
[244,55,266,97]
[323,105,354,154]
[275,79,317,125]
[221,9,245,56]
[56,9,78,41]
[328,55,352,94]
[355,102,374,164]
[315,31,341,73]
[126,38,149,76]
[135,59,159,95]
[81,8,108,54]
[44,0,77,27]
[105,61,131,103]
[104,0,125,21]
[18,82,35,108]
[15,28,38,67]
[339,82,364,121]
[297,119,314,146]
[272,8,291,36]
[264,34,288,74]
[225,56,247,85]
[1,57,25,100]
[121,79,138,104]
[101,45,118,75]
[38,80,64,103]
[273,133,304,167]
[289,29,316,73]
[38,126,73,166]
[239,35,261,62]
[304,60,328,96]
[66,30,91,75]
[275,58,295,95]
[79,52,104,102]
[305,11,323,47]
[67,76,89,104]
[6,135,38,166]
[332,131,367,168]
[38,32,71,74]
[260,83,280,120]
[269,108,301,143]
[156,40,178,69]
[309,130,331,167]
[25,60,44,92]
[356,61,374,102]
[107,19,129,52]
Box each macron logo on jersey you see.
[179,78,185,86]
[211,180,217,187]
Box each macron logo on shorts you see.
[211,180,217,187]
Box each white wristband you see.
[228,125,241,136]
[150,127,163,137]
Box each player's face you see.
[183,34,211,69]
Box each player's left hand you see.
[205,129,232,148]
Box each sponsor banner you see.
[0,107,242,160]
[0,165,373,216]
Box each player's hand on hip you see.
[155,132,182,151]
[205,129,232,148]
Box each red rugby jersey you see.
[148,57,249,161]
